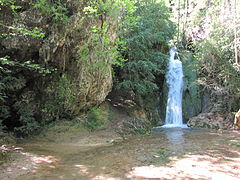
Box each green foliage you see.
[83,0,136,19]
[123,0,174,61]
[0,25,45,39]
[0,0,45,39]
[195,40,240,96]
[116,0,175,100]
[0,56,55,74]
[55,74,76,112]
[180,51,202,120]
[171,0,240,112]
[14,106,40,137]
[107,106,115,121]
[1,86,40,137]
[0,0,58,136]
[78,0,133,71]
[0,58,54,136]
[77,23,126,70]
[118,60,165,96]
[78,0,138,70]
[0,57,55,136]
[83,104,114,131]
[0,76,25,121]
[0,0,21,11]
[43,74,77,121]
[191,0,240,97]
[34,0,69,24]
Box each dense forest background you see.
[0,0,239,138]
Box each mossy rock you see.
[182,51,201,122]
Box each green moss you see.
[85,107,106,131]
[181,51,201,122]
[84,103,113,131]
[107,105,115,121]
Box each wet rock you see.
[187,112,233,129]
[182,57,201,123]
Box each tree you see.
[116,0,175,103]
[180,0,240,111]
[234,0,238,65]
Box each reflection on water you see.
[153,128,186,153]
[165,128,184,145]
[165,128,186,153]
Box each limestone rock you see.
[0,0,116,118]
[187,112,233,129]
[234,109,240,128]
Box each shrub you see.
[13,106,41,137]
[34,0,69,24]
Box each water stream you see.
[162,48,187,128]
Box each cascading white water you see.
[162,48,187,128]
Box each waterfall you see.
[162,48,187,128]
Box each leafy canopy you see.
[116,0,175,97]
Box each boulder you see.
[0,0,117,118]
[234,109,240,128]
[187,112,233,129]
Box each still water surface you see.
[12,128,240,180]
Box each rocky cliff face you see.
[38,4,115,112]
[187,89,235,129]
[182,54,201,123]
[0,0,117,133]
